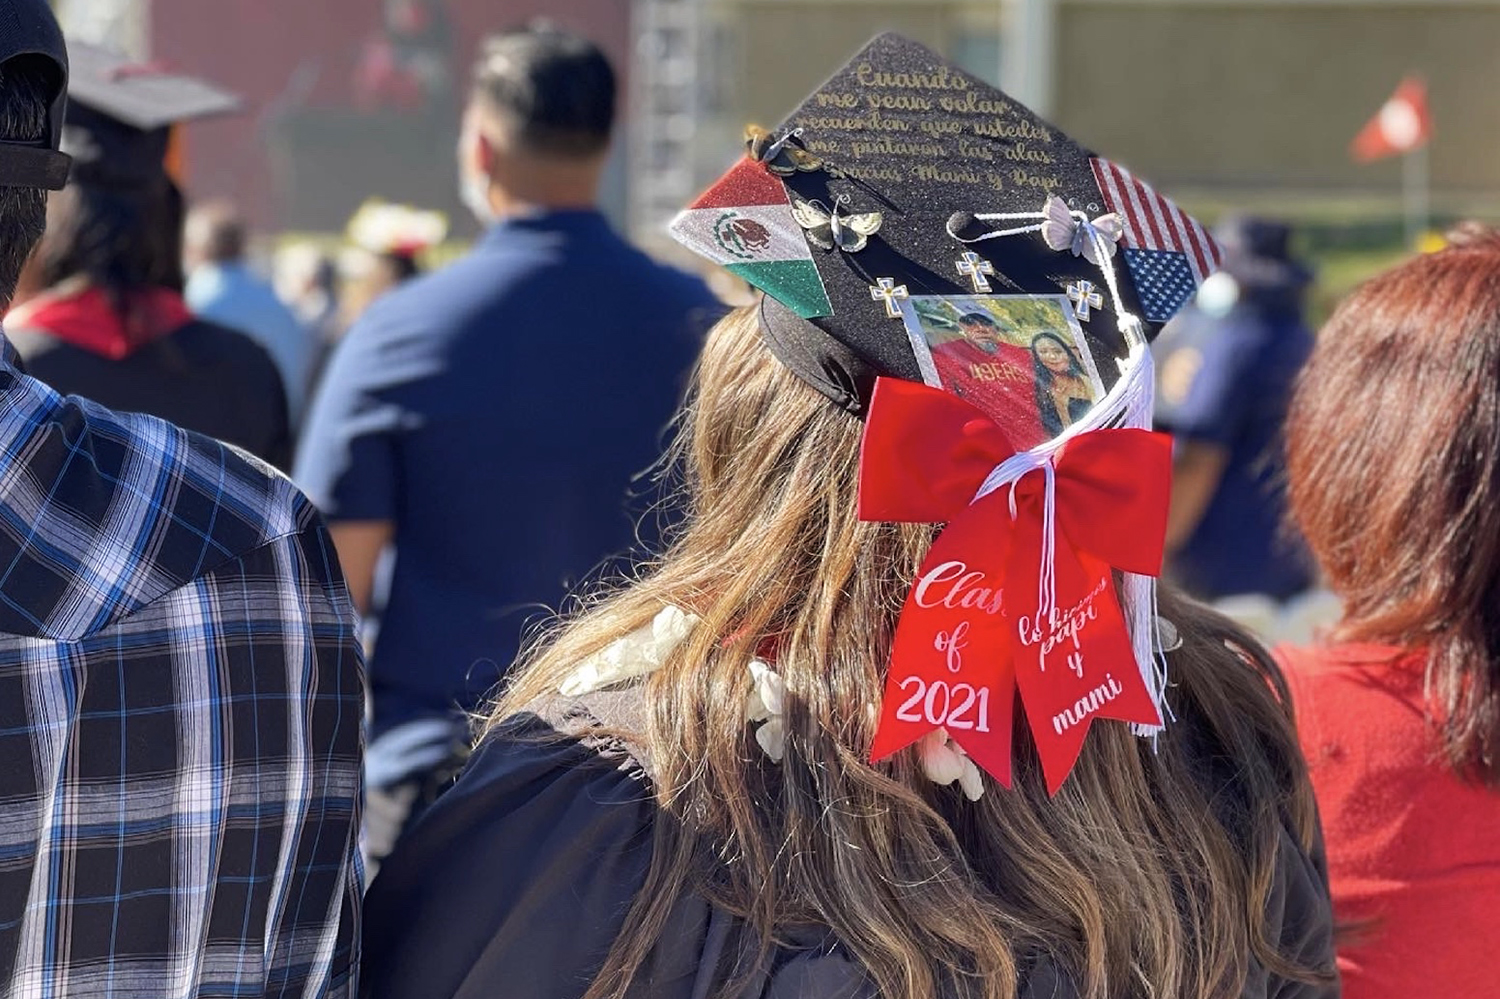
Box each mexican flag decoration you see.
[669,158,833,319]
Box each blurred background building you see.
[55,0,631,238]
[50,0,1500,304]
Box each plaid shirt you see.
[0,339,364,997]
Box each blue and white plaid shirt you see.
[0,338,364,997]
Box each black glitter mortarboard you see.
[672,34,1221,451]
[62,42,241,189]
[0,0,71,190]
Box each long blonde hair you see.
[488,305,1331,999]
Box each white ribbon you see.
[952,200,1169,736]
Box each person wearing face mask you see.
[1153,216,1315,609]
[296,21,722,869]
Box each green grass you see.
[1304,244,1415,327]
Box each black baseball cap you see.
[0,0,72,190]
[62,41,241,190]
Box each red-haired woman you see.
[1281,228,1500,998]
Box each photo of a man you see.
[901,295,1103,449]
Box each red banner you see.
[859,377,1170,793]
[1351,76,1431,163]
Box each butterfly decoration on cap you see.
[1040,195,1127,268]
[793,195,883,253]
[745,124,824,177]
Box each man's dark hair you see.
[472,23,615,158]
[32,176,185,296]
[0,56,57,305]
[186,200,248,265]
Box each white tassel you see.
[956,197,1173,741]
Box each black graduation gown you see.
[360,688,1338,999]
[9,318,292,470]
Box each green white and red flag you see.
[669,158,833,319]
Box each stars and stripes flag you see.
[1090,157,1223,323]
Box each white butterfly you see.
[1040,195,1126,267]
[792,197,882,253]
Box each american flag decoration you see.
[1090,157,1223,324]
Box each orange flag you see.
[1351,76,1431,163]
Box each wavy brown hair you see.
[488,305,1331,998]
[1286,228,1500,785]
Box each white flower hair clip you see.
[557,606,985,799]
[745,659,786,762]
[919,729,985,801]
[558,606,700,696]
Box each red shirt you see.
[1279,642,1500,999]
[928,338,1047,449]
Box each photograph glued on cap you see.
[899,295,1104,450]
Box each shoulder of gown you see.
[361,686,1332,999]
[1246,819,1340,999]
[359,689,879,999]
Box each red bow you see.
[859,377,1170,794]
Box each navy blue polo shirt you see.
[1154,291,1314,601]
[296,210,722,731]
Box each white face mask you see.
[459,165,497,227]
[457,116,498,226]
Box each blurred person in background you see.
[6,45,291,469]
[1154,217,1316,618]
[0,10,363,994]
[276,241,343,351]
[277,242,346,406]
[336,247,420,329]
[1279,228,1500,999]
[185,198,316,427]
[334,199,443,333]
[278,243,341,335]
[297,22,722,867]
[355,0,456,113]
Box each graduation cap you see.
[0,0,72,190]
[671,35,1210,793]
[61,41,241,189]
[671,33,1221,451]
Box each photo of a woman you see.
[901,294,1104,449]
[1031,331,1096,436]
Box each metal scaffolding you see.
[54,0,151,57]
[627,0,704,244]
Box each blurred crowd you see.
[0,6,1495,999]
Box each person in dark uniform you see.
[6,43,291,469]
[1154,216,1315,603]
[298,24,722,868]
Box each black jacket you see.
[10,317,292,470]
[361,688,1339,999]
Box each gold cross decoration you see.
[869,277,910,319]
[1066,280,1104,321]
[955,251,995,294]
